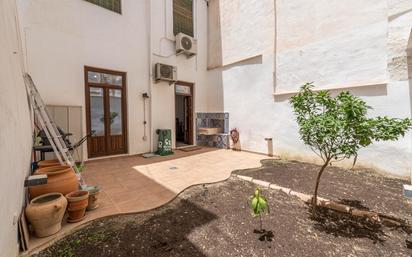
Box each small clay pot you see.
[37,159,61,168]
[29,165,78,199]
[25,193,67,237]
[66,190,89,223]
[86,187,100,211]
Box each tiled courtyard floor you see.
[26,148,270,255]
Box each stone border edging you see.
[236,174,327,203]
[235,174,412,227]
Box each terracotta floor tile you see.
[26,148,269,255]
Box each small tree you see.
[290,83,412,212]
[251,187,270,232]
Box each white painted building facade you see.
[17,0,217,158]
[1,0,412,255]
[210,0,412,178]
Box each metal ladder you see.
[23,73,86,187]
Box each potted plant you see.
[75,163,101,211]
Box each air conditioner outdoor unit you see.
[154,63,177,83]
[176,32,197,58]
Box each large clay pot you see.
[66,190,89,223]
[86,186,100,211]
[25,193,67,237]
[29,165,78,199]
[37,159,61,168]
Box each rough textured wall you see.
[207,0,222,69]
[208,0,273,67]
[218,0,275,152]
[387,0,412,82]
[274,0,412,177]
[220,0,412,177]
[276,0,388,91]
[0,0,32,256]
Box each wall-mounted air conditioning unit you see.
[154,63,177,83]
[176,32,197,58]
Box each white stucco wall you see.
[16,0,412,179]
[274,0,412,177]
[150,0,218,150]
[0,1,32,256]
[19,0,219,158]
[208,0,276,154]
[6,0,412,255]
[214,0,412,178]
[18,0,151,159]
[276,0,388,90]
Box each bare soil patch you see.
[235,159,412,221]
[36,172,412,257]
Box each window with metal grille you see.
[85,0,121,14]
[173,0,194,37]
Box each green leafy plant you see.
[290,83,412,213]
[75,162,84,173]
[251,187,270,231]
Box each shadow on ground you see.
[308,199,412,245]
[37,199,217,257]
[308,204,387,244]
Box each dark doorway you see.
[85,66,128,158]
[175,82,193,148]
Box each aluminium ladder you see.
[23,73,86,187]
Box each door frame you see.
[174,81,194,147]
[84,66,128,158]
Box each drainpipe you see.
[147,0,154,152]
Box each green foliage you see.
[251,188,269,231]
[75,163,84,173]
[290,83,412,164]
[251,188,269,217]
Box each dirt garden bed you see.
[234,159,412,221]
[36,162,412,257]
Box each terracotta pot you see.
[86,187,100,211]
[29,165,78,199]
[66,190,89,223]
[25,193,67,237]
[37,159,61,168]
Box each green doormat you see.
[155,129,173,156]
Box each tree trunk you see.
[312,159,330,214]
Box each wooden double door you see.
[85,67,127,158]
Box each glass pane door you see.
[86,67,127,158]
[90,87,105,136]
[109,89,122,136]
